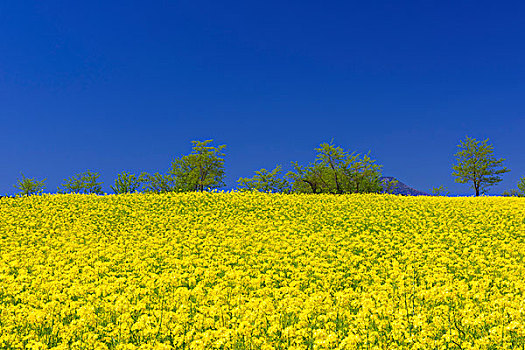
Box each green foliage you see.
[169,140,226,192]
[138,172,178,194]
[452,136,510,196]
[14,173,46,196]
[313,142,353,194]
[286,141,383,194]
[111,172,140,194]
[430,185,450,196]
[381,178,399,194]
[237,165,291,193]
[345,152,383,194]
[502,189,523,197]
[518,176,525,194]
[502,176,525,197]
[286,161,327,194]
[58,170,103,194]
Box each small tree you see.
[430,185,450,196]
[452,136,510,196]
[287,141,384,194]
[287,161,331,194]
[502,176,525,197]
[518,176,525,195]
[58,170,103,194]
[14,173,46,196]
[381,177,399,194]
[138,172,178,193]
[169,140,226,192]
[314,142,349,194]
[502,189,523,197]
[346,152,383,193]
[237,165,291,193]
[111,172,141,194]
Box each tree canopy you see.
[14,173,46,196]
[111,172,141,194]
[502,176,525,197]
[9,137,521,197]
[237,165,291,193]
[58,170,103,194]
[169,140,227,192]
[285,141,385,194]
[452,136,510,196]
[138,172,178,194]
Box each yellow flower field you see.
[0,192,524,349]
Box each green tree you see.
[237,165,291,193]
[111,172,141,194]
[14,173,46,196]
[345,152,383,193]
[502,176,525,197]
[286,141,384,194]
[138,172,178,194]
[314,142,349,194]
[58,170,103,194]
[452,136,510,196]
[169,140,226,192]
[430,185,450,196]
[502,189,523,197]
[287,161,332,194]
[518,176,525,194]
[381,177,399,194]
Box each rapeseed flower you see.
[0,192,524,348]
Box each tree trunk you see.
[329,161,342,194]
[303,179,318,194]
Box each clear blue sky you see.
[1,1,524,195]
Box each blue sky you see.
[1,0,524,195]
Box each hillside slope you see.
[381,176,429,196]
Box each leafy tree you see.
[58,170,103,194]
[452,136,510,196]
[502,189,523,197]
[237,165,291,193]
[502,176,525,197]
[169,140,226,192]
[430,185,450,196]
[111,172,141,194]
[138,172,178,194]
[14,173,46,196]
[287,161,332,194]
[314,142,350,194]
[286,141,384,194]
[381,178,399,194]
[345,152,383,193]
[519,176,525,194]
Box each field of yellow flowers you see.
[0,192,524,349]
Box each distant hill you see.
[380,176,429,196]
